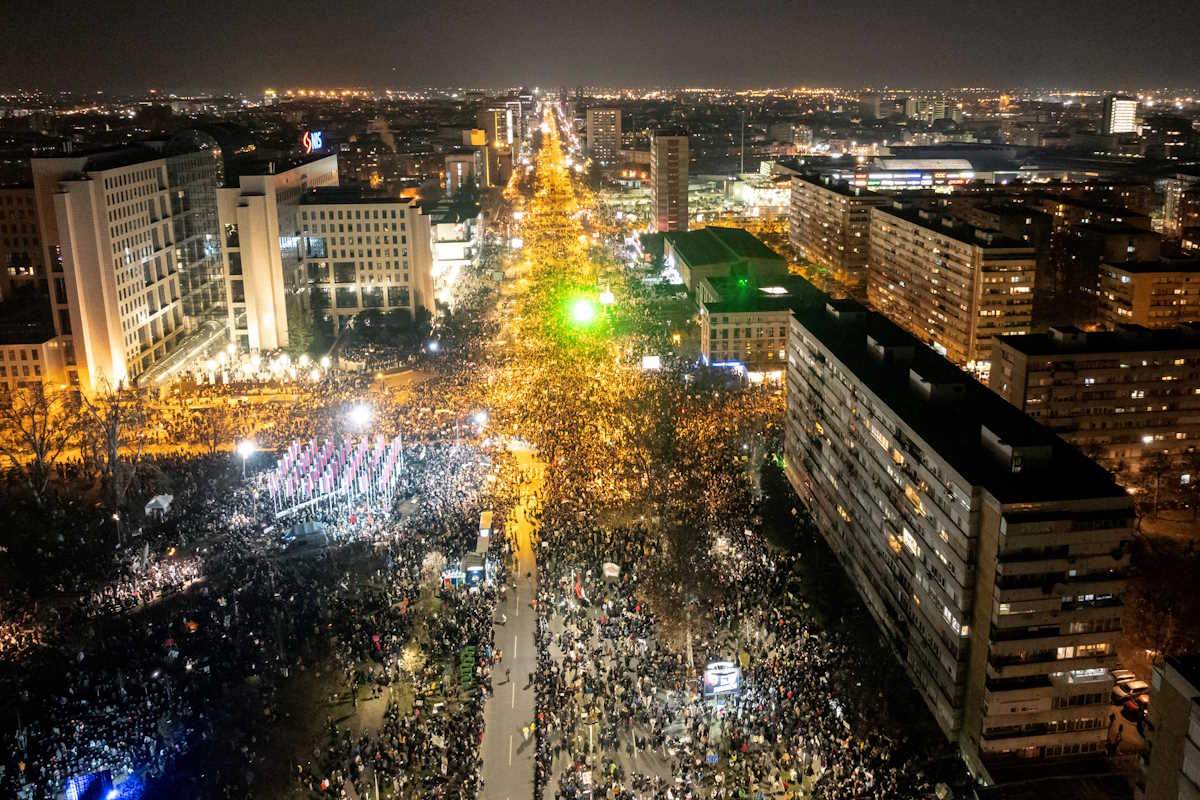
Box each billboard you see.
[302,130,324,154]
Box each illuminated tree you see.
[79,381,151,516]
[0,384,81,506]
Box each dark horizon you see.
[3,0,1199,94]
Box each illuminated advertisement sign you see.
[703,661,742,697]
[302,130,324,154]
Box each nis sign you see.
[302,130,324,154]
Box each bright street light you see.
[473,411,488,426]
[570,297,596,326]
[237,439,257,477]
[348,403,373,430]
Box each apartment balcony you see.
[987,651,1118,680]
[996,553,1130,579]
[993,601,1122,631]
[989,630,1115,658]
[979,726,1106,754]
[984,700,1111,729]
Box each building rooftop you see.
[875,157,974,171]
[653,126,690,138]
[224,153,335,186]
[792,291,1128,505]
[1165,654,1200,694]
[299,187,412,206]
[793,172,881,199]
[875,203,1033,250]
[667,226,784,267]
[1103,255,1200,274]
[995,324,1200,357]
[702,274,825,315]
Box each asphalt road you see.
[478,443,542,799]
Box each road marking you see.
[514,633,518,661]
[508,734,513,766]
[511,682,516,709]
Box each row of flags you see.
[264,436,404,517]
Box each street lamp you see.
[237,439,257,478]
[348,403,373,431]
[570,297,596,327]
[473,410,488,427]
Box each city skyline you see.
[3,0,1200,92]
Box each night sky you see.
[3,0,1199,92]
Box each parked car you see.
[1111,669,1136,685]
[1112,679,1150,703]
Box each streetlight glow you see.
[348,403,373,429]
[570,297,596,326]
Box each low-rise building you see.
[1140,654,1200,800]
[785,290,1134,779]
[664,226,787,292]
[990,325,1200,471]
[0,337,66,392]
[1099,256,1200,329]
[697,273,821,380]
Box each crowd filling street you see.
[0,103,965,800]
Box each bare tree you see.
[197,404,230,456]
[0,384,81,506]
[79,381,150,514]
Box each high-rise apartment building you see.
[1102,95,1138,135]
[32,150,187,391]
[477,106,514,186]
[0,186,45,298]
[788,174,887,292]
[785,291,1134,778]
[1098,256,1200,329]
[444,150,482,195]
[585,108,622,167]
[297,188,434,335]
[859,93,883,120]
[866,203,1035,378]
[990,324,1200,472]
[1140,655,1200,800]
[1163,175,1200,249]
[650,129,689,233]
[217,155,339,351]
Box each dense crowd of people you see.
[0,111,970,800]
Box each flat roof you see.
[667,226,784,267]
[874,205,1032,250]
[792,172,882,199]
[995,325,1200,357]
[300,187,411,206]
[876,157,974,171]
[792,292,1128,505]
[225,153,335,185]
[1104,255,1200,274]
[702,275,825,314]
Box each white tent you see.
[602,562,620,582]
[144,494,174,516]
